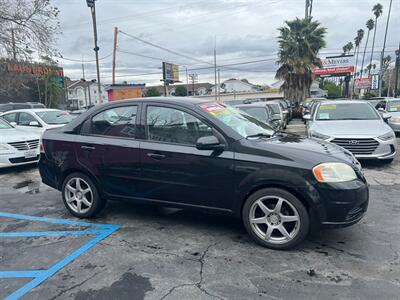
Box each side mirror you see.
[303,114,311,121]
[382,113,392,120]
[282,110,289,114]
[196,136,224,151]
[10,121,17,126]
[29,121,40,127]
[378,107,385,112]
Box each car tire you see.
[62,172,105,218]
[242,188,309,250]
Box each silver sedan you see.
[304,100,397,163]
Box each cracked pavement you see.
[0,121,399,300]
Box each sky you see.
[52,0,400,87]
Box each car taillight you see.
[40,143,45,154]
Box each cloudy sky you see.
[53,0,400,86]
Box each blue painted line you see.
[0,211,113,229]
[0,229,105,237]
[0,270,46,278]
[0,211,120,300]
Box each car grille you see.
[8,139,40,151]
[330,138,379,155]
[9,155,40,164]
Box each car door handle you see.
[147,153,166,160]
[81,145,96,151]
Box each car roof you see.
[0,108,60,114]
[120,97,209,106]
[235,103,268,108]
[318,100,369,105]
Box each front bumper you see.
[314,179,369,228]
[0,150,40,169]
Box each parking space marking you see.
[0,211,120,300]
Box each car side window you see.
[2,112,17,123]
[18,112,37,126]
[146,106,213,145]
[90,106,138,138]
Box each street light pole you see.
[87,0,102,103]
[379,0,392,96]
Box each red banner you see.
[314,66,355,76]
[354,78,371,89]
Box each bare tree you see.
[0,0,60,59]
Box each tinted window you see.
[267,103,280,114]
[316,103,380,121]
[387,101,400,112]
[19,112,38,126]
[13,104,30,109]
[33,104,45,108]
[36,111,73,125]
[0,105,13,112]
[2,112,17,123]
[0,118,13,129]
[146,106,213,145]
[239,107,269,121]
[91,106,138,138]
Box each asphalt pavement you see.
[1,119,399,300]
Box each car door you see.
[77,104,142,198]
[138,103,235,210]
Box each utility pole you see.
[379,0,392,96]
[189,73,198,96]
[185,66,188,96]
[395,44,400,97]
[217,69,221,103]
[87,0,102,103]
[214,36,217,101]
[112,27,118,85]
[11,28,16,60]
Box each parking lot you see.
[1,120,400,300]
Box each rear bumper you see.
[38,154,61,190]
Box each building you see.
[144,83,213,97]
[270,80,327,98]
[107,84,145,101]
[211,79,261,94]
[66,80,108,110]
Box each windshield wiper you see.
[246,133,272,139]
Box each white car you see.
[0,108,74,136]
[0,118,41,168]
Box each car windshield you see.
[238,107,269,121]
[0,118,13,129]
[316,103,380,121]
[199,103,275,138]
[267,103,280,114]
[387,101,400,112]
[36,110,74,125]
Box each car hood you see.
[0,128,41,143]
[243,133,358,168]
[311,120,391,137]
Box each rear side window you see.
[146,106,213,145]
[2,112,17,123]
[240,107,268,121]
[90,106,138,138]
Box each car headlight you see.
[313,162,357,183]
[310,131,330,140]
[378,131,395,141]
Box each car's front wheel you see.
[62,172,105,218]
[242,188,309,250]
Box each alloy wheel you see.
[249,195,300,244]
[64,177,93,214]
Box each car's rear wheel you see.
[242,188,309,250]
[62,172,105,218]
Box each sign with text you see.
[7,62,64,78]
[370,74,379,90]
[162,62,179,83]
[354,77,371,89]
[314,56,355,76]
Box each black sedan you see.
[39,97,369,250]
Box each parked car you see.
[0,109,74,136]
[39,97,368,250]
[302,97,327,123]
[69,109,87,120]
[284,99,294,120]
[305,100,397,163]
[0,102,45,113]
[0,117,40,168]
[374,98,400,133]
[266,101,287,129]
[235,103,282,130]
[278,100,292,122]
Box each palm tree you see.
[368,3,383,76]
[275,18,326,102]
[342,42,353,55]
[360,19,375,78]
[353,29,364,94]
